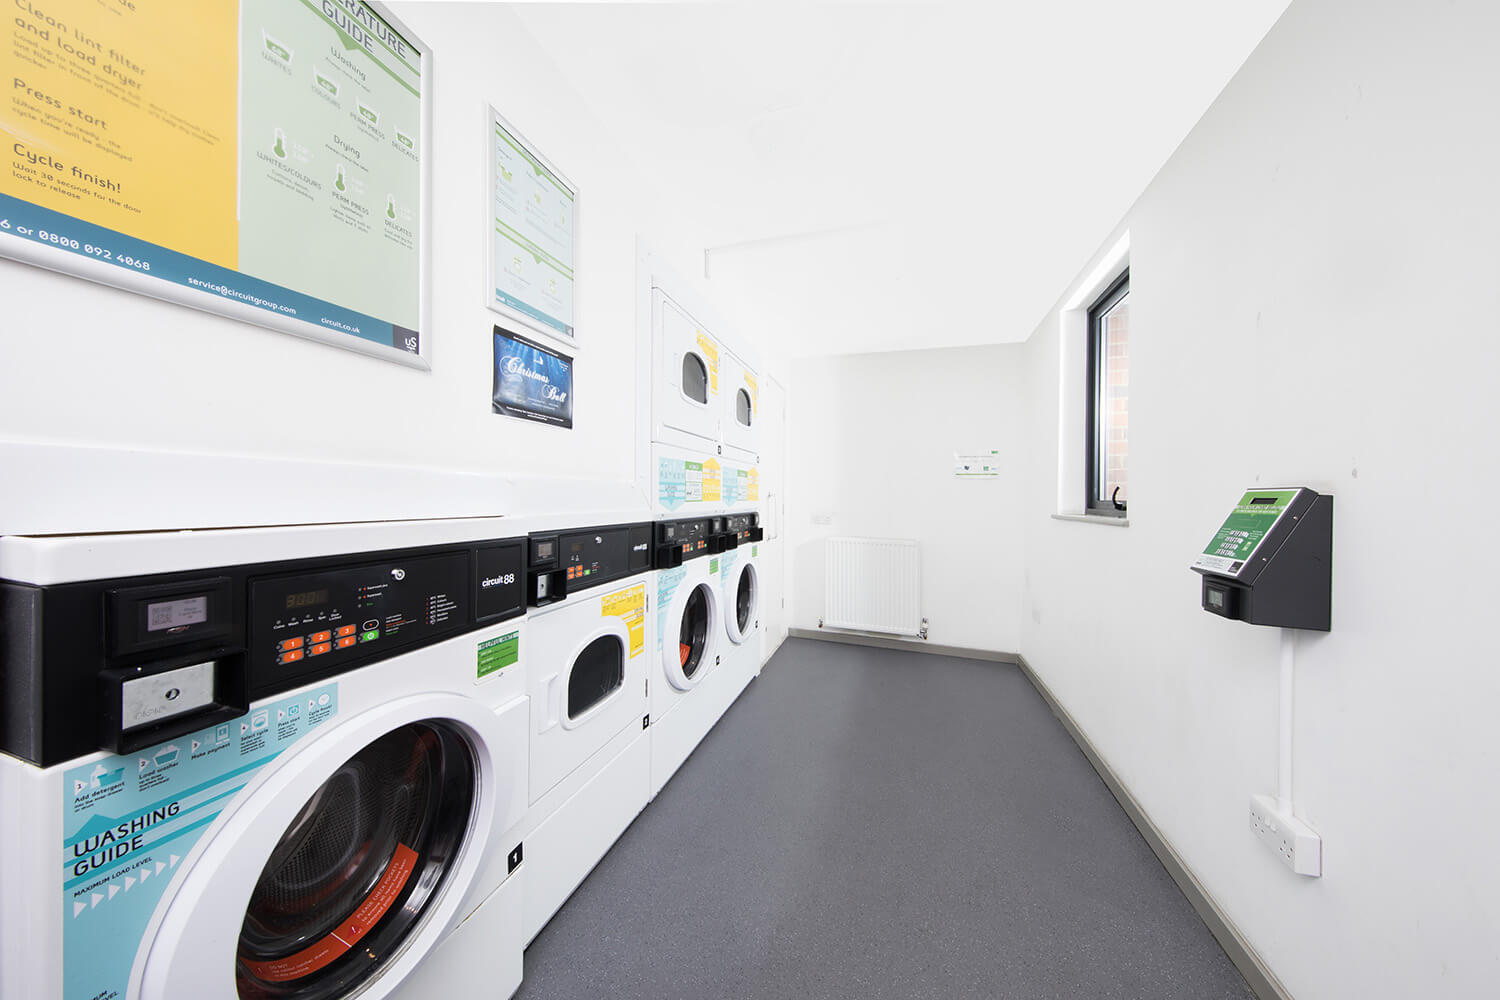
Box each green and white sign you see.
[477,630,520,678]
[1193,489,1300,576]
[490,109,575,341]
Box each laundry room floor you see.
[515,638,1253,1000]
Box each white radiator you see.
[823,537,922,636]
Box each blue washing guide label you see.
[62,684,339,1000]
[658,457,687,511]
[656,566,687,642]
[720,549,738,583]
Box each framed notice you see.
[0,0,431,367]
[493,326,573,428]
[488,107,575,345]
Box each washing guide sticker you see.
[656,566,687,645]
[1192,489,1300,576]
[601,583,646,657]
[62,684,339,1000]
[477,630,520,679]
[719,549,738,583]
[748,467,760,502]
[658,456,721,510]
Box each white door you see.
[759,376,788,655]
[652,289,721,452]
[138,695,524,1000]
[528,589,648,801]
[721,351,758,465]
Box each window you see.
[735,388,753,427]
[682,353,709,404]
[1086,271,1129,515]
[569,635,624,719]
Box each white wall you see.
[1018,0,1500,997]
[0,2,714,530]
[786,346,1025,653]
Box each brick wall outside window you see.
[1103,302,1128,504]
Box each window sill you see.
[1051,513,1130,528]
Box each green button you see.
[360,630,379,642]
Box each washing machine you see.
[647,515,743,799]
[0,519,533,1000]
[651,286,723,454]
[717,511,766,697]
[514,516,654,943]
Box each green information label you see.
[709,557,719,574]
[477,630,520,678]
[1195,490,1299,574]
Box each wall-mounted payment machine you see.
[1191,487,1332,631]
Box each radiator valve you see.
[919,618,929,640]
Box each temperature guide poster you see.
[490,107,575,342]
[1,0,426,363]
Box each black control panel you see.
[723,512,764,549]
[0,535,527,768]
[653,517,725,569]
[250,552,470,685]
[527,522,652,607]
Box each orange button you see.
[337,636,357,649]
[279,649,304,664]
[310,631,332,644]
[336,624,357,638]
[280,637,304,651]
[310,642,333,656]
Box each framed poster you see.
[493,325,573,428]
[487,106,575,345]
[0,0,431,367]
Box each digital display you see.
[146,596,209,632]
[535,540,555,561]
[285,590,330,610]
[1249,497,1278,505]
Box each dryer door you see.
[662,579,720,691]
[724,561,760,646]
[721,351,758,464]
[137,695,520,1000]
[653,290,721,451]
[529,609,644,801]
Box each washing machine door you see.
[137,694,518,1000]
[724,562,759,646]
[662,579,720,690]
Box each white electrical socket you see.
[1249,794,1322,877]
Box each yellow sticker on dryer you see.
[601,583,646,657]
[744,371,758,416]
[701,457,722,502]
[696,330,720,393]
[747,467,760,501]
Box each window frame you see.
[1085,270,1130,517]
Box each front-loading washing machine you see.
[717,511,766,697]
[647,515,743,799]
[0,518,532,1000]
[513,516,654,943]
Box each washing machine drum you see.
[734,567,755,633]
[679,584,711,679]
[235,721,475,999]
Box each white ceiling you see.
[513,1,1292,359]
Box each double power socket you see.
[1248,794,1322,877]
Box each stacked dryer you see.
[648,281,764,796]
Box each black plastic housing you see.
[1192,490,1333,631]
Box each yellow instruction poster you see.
[2,0,424,357]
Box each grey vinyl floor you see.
[515,638,1252,1000]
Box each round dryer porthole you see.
[234,721,475,1000]
[726,563,759,645]
[664,582,719,691]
